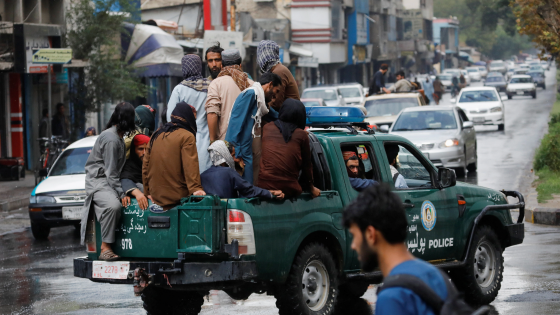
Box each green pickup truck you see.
[74,121,524,315]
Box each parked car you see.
[478,66,488,78]
[506,75,536,99]
[483,74,507,92]
[489,60,507,75]
[28,136,97,239]
[527,71,546,89]
[452,87,506,131]
[302,86,346,107]
[363,92,427,130]
[337,83,365,106]
[74,107,525,313]
[466,67,482,81]
[390,105,477,176]
[300,98,327,107]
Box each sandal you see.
[99,249,120,261]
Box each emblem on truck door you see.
[421,201,436,231]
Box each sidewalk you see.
[0,171,35,212]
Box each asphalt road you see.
[0,67,557,314]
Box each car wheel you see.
[275,242,338,315]
[337,281,370,299]
[507,94,512,100]
[31,222,50,240]
[532,92,537,99]
[142,285,205,315]
[543,84,546,90]
[498,124,505,131]
[455,166,466,178]
[450,225,503,305]
[467,144,478,172]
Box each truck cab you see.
[74,107,524,315]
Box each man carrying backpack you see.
[342,183,448,314]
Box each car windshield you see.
[364,97,418,117]
[302,101,322,107]
[459,90,499,102]
[338,87,361,98]
[528,72,543,78]
[530,66,542,71]
[302,89,337,101]
[514,70,527,74]
[510,77,533,83]
[486,76,503,82]
[393,110,457,131]
[478,67,486,71]
[467,68,477,72]
[49,147,92,176]
[491,61,504,67]
[438,75,452,80]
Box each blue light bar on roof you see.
[306,106,365,125]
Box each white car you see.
[337,83,365,106]
[302,86,346,107]
[452,87,506,131]
[506,75,536,100]
[489,60,507,75]
[478,66,488,78]
[28,136,97,239]
[460,69,472,85]
[466,67,482,81]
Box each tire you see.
[142,286,204,315]
[543,84,546,90]
[31,222,50,240]
[498,124,505,131]
[450,225,503,305]
[20,167,25,178]
[337,281,369,299]
[467,144,477,173]
[507,94,512,100]
[532,92,536,99]
[275,242,338,315]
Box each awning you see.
[134,63,183,78]
[177,39,204,49]
[124,24,183,73]
[289,45,313,57]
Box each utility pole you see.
[230,0,235,31]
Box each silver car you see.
[389,105,477,177]
[301,86,346,107]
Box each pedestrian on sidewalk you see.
[80,102,136,261]
[342,183,448,315]
[167,54,212,173]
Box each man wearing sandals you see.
[80,102,136,261]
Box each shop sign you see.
[298,57,319,68]
[32,49,72,64]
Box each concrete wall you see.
[292,7,331,30]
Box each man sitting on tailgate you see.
[343,151,378,191]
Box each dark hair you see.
[342,183,407,244]
[396,70,405,77]
[348,155,359,161]
[223,57,242,67]
[385,144,400,164]
[56,103,64,110]
[161,108,168,125]
[380,64,389,71]
[42,108,49,116]
[258,72,281,87]
[105,102,135,133]
[205,44,224,59]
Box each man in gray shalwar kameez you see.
[80,102,136,261]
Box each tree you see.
[512,0,560,57]
[65,0,147,113]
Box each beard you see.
[360,236,379,272]
[209,68,221,79]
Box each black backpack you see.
[377,270,491,315]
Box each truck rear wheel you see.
[451,225,503,305]
[275,242,338,315]
[142,286,204,315]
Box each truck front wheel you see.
[275,243,338,315]
[141,286,205,315]
[451,225,504,305]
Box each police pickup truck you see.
[74,107,525,315]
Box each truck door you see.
[382,141,459,262]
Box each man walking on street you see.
[167,54,212,173]
[342,183,448,314]
[388,70,414,93]
[257,40,299,110]
[206,44,224,80]
[205,49,253,142]
[52,103,69,139]
[433,76,444,105]
[368,64,391,95]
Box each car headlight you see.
[439,139,460,148]
[36,196,56,203]
[490,106,502,112]
[29,196,36,204]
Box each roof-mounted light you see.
[306,106,365,125]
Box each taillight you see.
[227,210,256,255]
[85,213,97,253]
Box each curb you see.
[527,208,560,225]
[0,197,29,212]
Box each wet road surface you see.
[0,68,557,314]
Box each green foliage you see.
[535,168,560,203]
[66,0,147,112]
[533,117,560,172]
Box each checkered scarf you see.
[181,54,210,92]
[257,40,281,73]
[217,65,250,91]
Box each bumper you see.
[466,111,503,126]
[423,147,465,168]
[505,223,524,247]
[507,89,535,96]
[73,257,258,286]
[29,202,83,227]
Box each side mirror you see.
[379,125,389,133]
[462,121,474,129]
[38,168,49,177]
[438,167,456,188]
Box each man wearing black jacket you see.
[368,64,391,95]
